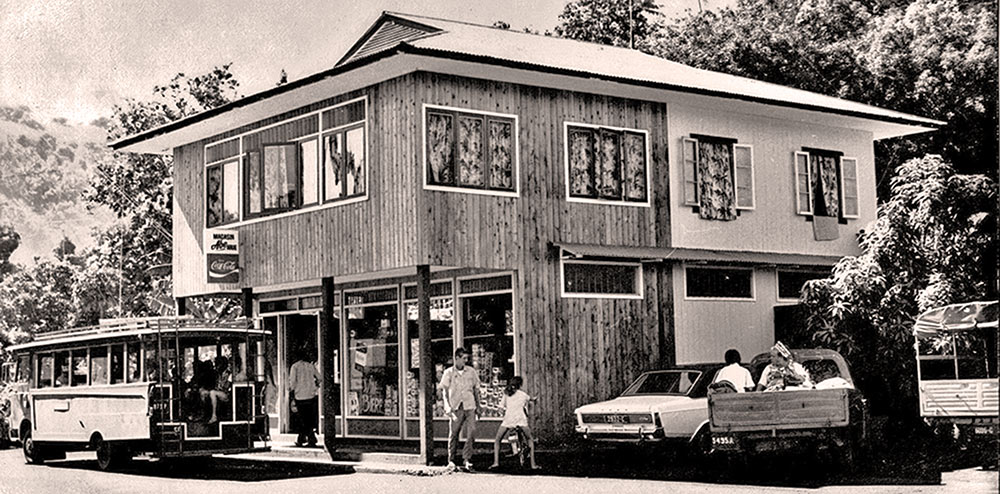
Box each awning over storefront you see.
[553,242,843,267]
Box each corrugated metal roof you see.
[112,11,940,154]
[387,12,940,129]
[554,242,842,267]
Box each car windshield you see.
[622,370,701,396]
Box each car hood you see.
[575,395,701,414]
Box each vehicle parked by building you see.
[708,349,868,468]
[7,316,271,471]
[913,301,998,467]
[0,356,30,448]
[574,363,725,450]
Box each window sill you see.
[567,196,650,208]
[216,194,369,229]
[424,183,518,198]
[561,292,644,300]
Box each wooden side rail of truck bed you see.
[709,388,851,432]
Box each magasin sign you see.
[205,229,239,284]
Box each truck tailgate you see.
[710,389,850,432]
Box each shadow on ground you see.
[42,456,355,481]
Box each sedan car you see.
[574,363,725,446]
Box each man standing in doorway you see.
[441,347,481,471]
[289,348,320,447]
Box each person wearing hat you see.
[440,347,481,471]
[756,341,812,392]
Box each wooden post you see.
[321,276,337,454]
[416,265,435,464]
[241,288,253,319]
[175,297,187,316]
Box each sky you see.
[0,0,724,124]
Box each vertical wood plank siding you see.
[172,77,418,297]
[415,73,669,437]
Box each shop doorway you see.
[280,313,321,434]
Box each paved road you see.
[0,448,995,494]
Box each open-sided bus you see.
[914,301,998,461]
[7,317,270,470]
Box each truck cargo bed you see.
[709,389,850,432]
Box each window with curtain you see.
[681,135,754,220]
[567,124,648,203]
[793,150,859,220]
[206,159,239,227]
[425,106,516,194]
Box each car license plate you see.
[607,415,628,423]
[973,426,996,435]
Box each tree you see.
[0,224,18,278]
[800,155,996,417]
[84,64,241,319]
[655,0,997,198]
[555,0,663,50]
[0,259,77,351]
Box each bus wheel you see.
[22,432,44,465]
[94,436,123,471]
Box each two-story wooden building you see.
[112,12,938,451]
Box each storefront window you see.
[462,292,514,419]
[404,297,454,418]
[262,317,279,416]
[347,297,399,417]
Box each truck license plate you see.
[973,426,996,435]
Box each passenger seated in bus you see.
[207,355,232,424]
[756,342,812,392]
[811,360,853,390]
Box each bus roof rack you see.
[27,316,254,342]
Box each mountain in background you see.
[0,104,116,265]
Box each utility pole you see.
[629,0,635,49]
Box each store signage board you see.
[205,229,240,284]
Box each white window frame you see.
[202,96,370,230]
[559,252,644,300]
[794,151,813,216]
[733,143,755,210]
[422,104,520,198]
[681,137,754,211]
[794,151,858,219]
[839,157,859,219]
[564,121,652,208]
[683,264,756,301]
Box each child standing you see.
[490,376,540,470]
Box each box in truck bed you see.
[709,388,851,432]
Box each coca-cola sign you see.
[204,229,239,284]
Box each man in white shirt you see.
[288,349,320,447]
[713,349,755,392]
[440,347,481,471]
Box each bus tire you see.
[94,435,123,471]
[22,431,44,465]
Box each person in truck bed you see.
[756,342,812,392]
[811,360,854,390]
[713,349,755,392]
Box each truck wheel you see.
[22,432,44,465]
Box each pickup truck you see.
[708,349,868,467]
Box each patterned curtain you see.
[809,154,839,217]
[488,120,513,190]
[458,116,484,187]
[623,133,647,201]
[697,141,736,221]
[427,113,453,185]
[206,165,222,226]
[569,129,594,196]
[597,131,621,199]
